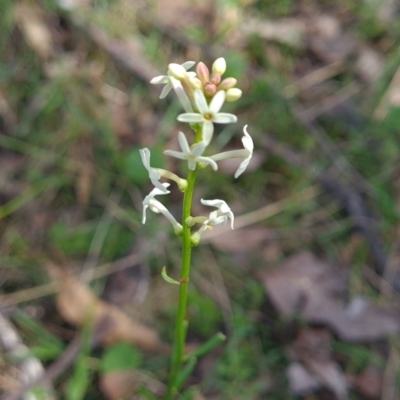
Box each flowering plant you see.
[141,58,253,399]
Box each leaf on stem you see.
[161,266,180,285]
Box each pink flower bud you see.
[196,62,210,85]
[211,73,221,85]
[218,77,237,90]
[204,82,217,97]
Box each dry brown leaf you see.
[48,265,165,351]
[204,226,276,252]
[100,370,164,400]
[290,328,348,399]
[350,366,382,398]
[242,18,306,48]
[14,3,54,60]
[287,362,321,395]
[260,252,400,341]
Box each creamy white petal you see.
[201,199,225,207]
[212,113,237,124]
[177,131,191,154]
[170,77,193,112]
[159,83,172,99]
[139,148,151,169]
[182,61,196,70]
[202,121,214,145]
[209,90,226,114]
[194,89,208,114]
[150,75,169,84]
[191,141,207,157]
[163,150,187,160]
[177,113,204,123]
[197,156,218,170]
[234,157,250,179]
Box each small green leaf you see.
[100,342,142,373]
[65,357,91,400]
[161,266,180,285]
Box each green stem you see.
[165,127,201,399]
[165,170,197,399]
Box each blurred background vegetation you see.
[1,0,400,399]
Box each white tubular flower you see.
[142,184,170,224]
[209,125,254,178]
[142,184,182,234]
[140,148,169,193]
[150,61,195,100]
[177,90,237,146]
[201,198,234,230]
[164,132,218,171]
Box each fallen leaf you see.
[203,226,276,252]
[260,252,400,341]
[290,328,348,399]
[47,264,165,352]
[287,362,321,395]
[14,3,54,60]
[242,18,306,48]
[350,366,382,398]
[100,370,164,400]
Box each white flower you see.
[201,198,234,230]
[235,125,254,178]
[209,125,254,178]
[164,132,218,171]
[142,184,182,233]
[177,90,237,145]
[142,184,170,224]
[140,148,169,193]
[150,61,195,99]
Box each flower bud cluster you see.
[142,58,254,243]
